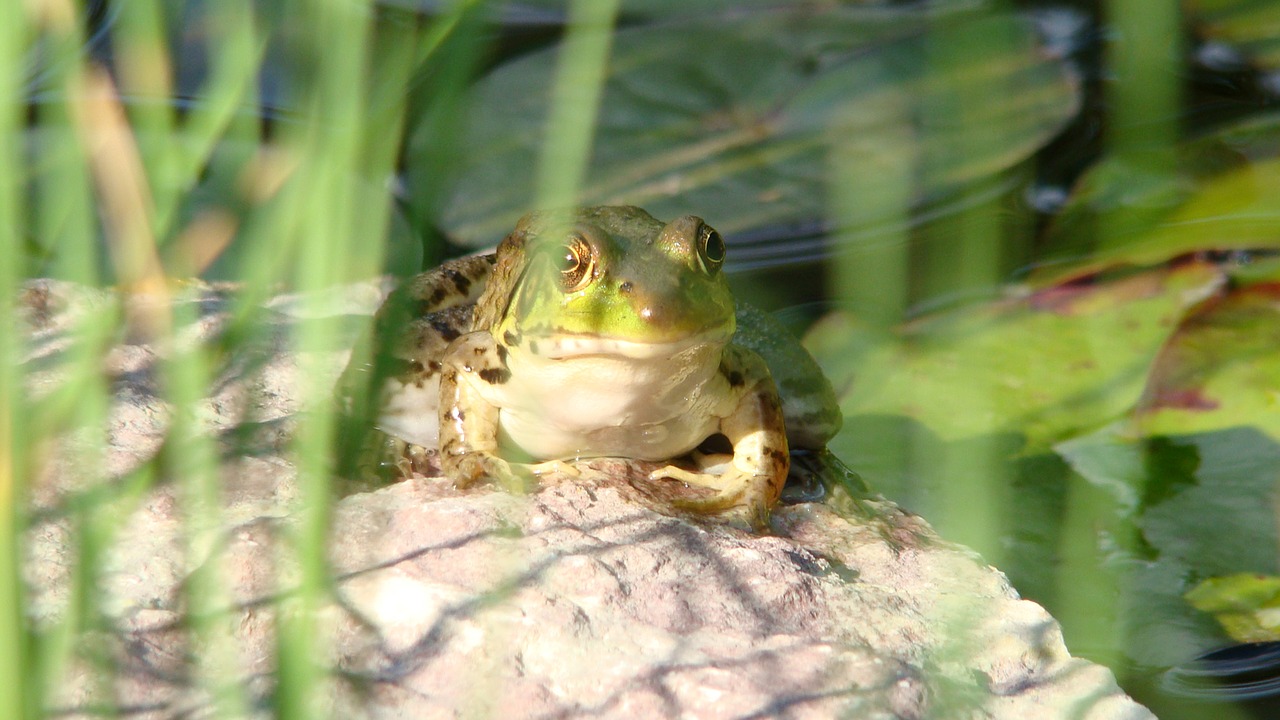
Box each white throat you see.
[479,335,735,461]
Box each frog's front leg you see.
[654,347,789,529]
[437,332,531,493]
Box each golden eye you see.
[698,223,725,274]
[560,232,595,292]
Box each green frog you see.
[340,206,842,529]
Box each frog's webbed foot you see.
[523,459,581,479]
[338,424,438,488]
[477,457,583,492]
[389,439,436,478]
[648,465,769,531]
[449,453,538,494]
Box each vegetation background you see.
[4,0,1280,717]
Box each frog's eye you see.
[697,223,726,274]
[559,232,596,292]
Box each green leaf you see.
[1036,126,1280,284]
[1136,284,1280,440]
[418,5,1079,246]
[1187,574,1280,644]
[812,262,1223,451]
[1187,574,1280,615]
[1057,425,1280,658]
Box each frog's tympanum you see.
[340,206,841,529]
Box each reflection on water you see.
[1165,643,1280,703]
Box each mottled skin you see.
[341,206,841,529]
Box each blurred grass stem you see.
[827,88,912,330]
[71,69,169,314]
[1101,0,1181,250]
[1059,0,1184,682]
[534,0,620,212]
[0,3,30,719]
[275,0,388,715]
[921,4,1014,569]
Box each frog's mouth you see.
[529,331,729,360]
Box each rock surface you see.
[19,279,1155,719]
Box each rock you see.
[20,279,1154,719]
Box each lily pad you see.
[1135,283,1280,440]
[1186,574,1280,644]
[418,5,1079,247]
[810,261,1224,451]
[1056,424,1280,662]
[1035,121,1280,285]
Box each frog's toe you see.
[525,459,581,479]
[448,454,512,490]
[671,492,769,531]
[669,488,740,510]
[649,465,737,491]
[650,465,742,508]
[397,442,437,477]
[721,502,771,532]
[648,465,776,530]
[349,433,434,483]
[488,458,539,494]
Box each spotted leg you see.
[651,346,789,530]
[437,332,534,493]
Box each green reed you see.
[1,1,28,717]
[0,1,496,717]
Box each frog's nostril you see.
[620,281,634,294]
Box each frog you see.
[339,206,842,529]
